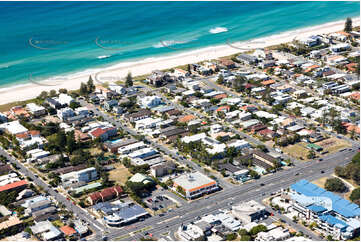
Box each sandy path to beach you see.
[0,18,358,105]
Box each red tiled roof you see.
[29,130,40,136]
[100,187,116,200]
[346,63,357,72]
[349,92,360,100]
[216,106,230,112]
[214,93,227,100]
[259,128,274,135]
[178,114,196,123]
[261,80,275,86]
[89,192,101,203]
[15,132,30,139]
[244,83,254,89]
[0,180,27,192]
[114,185,123,194]
[60,226,77,236]
[90,128,106,138]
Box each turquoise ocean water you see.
[0,1,359,87]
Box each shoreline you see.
[0,17,359,105]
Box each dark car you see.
[159,213,165,217]
[260,183,265,186]
[321,170,325,174]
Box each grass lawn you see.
[315,137,351,154]
[109,163,132,186]
[52,219,65,227]
[281,142,310,161]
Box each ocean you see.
[0,1,359,88]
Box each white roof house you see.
[181,133,207,144]
[135,117,162,130]
[26,103,46,115]
[330,43,351,53]
[30,221,62,241]
[139,96,162,109]
[254,111,278,120]
[0,121,28,135]
[58,93,74,106]
[227,139,250,150]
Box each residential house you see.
[26,103,46,117]
[125,109,152,122]
[237,54,258,64]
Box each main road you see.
[103,147,358,241]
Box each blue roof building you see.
[290,179,360,240]
[290,179,360,218]
[93,201,149,227]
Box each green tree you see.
[225,233,237,241]
[350,188,360,204]
[69,101,81,109]
[55,131,67,152]
[79,82,88,96]
[87,76,95,93]
[249,170,260,179]
[49,89,57,97]
[66,131,77,154]
[59,88,68,94]
[325,178,347,193]
[37,91,48,100]
[217,74,224,85]
[249,225,267,236]
[344,17,353,32]
[176,186,186,196]
[125,72,133,87]
[307,149,316,159]
[240,235,251,241]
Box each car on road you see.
[295,173,299,176]
[319,158,323,161]
[260,183,265,186]
[159,213,165,217]
[321,170,325,174]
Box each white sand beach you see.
[0,18,358,105]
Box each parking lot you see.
[144,195,176,214]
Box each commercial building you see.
[290,180,360,240]
[231,200,267,224]
[173,172,219,199]
[177,223,205,241]
[93,201,149,226]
